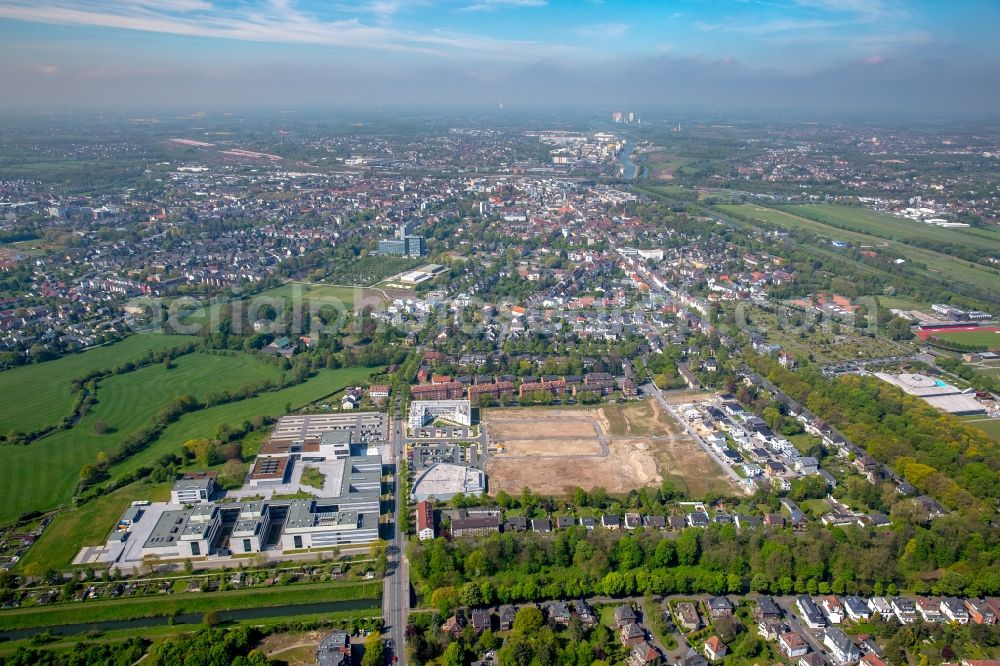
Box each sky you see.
[0,0,998,116]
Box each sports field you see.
[922,327,1000,350]
[0,352,284,523]
[0,334,195,438]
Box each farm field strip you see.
[0,334,195,437]
[718,204,1000,293]
[783,204,1000,251]
[0,352,285,523]
[111,365,375,479]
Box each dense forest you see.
[746,353,1000,513]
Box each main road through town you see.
[383,409,410,664]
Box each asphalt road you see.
[774,595,834,663]
[642,381,746,489]
[383,410,409,665]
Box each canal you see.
[0,597,380,642]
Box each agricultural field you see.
[111,365,376,479]
[0,333,196,438]
[0,351,285,523]
[782,204,1000,252]
[483,402,735,497]
[642,151,694,181]
[717,204,1000,296]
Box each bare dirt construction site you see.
[483,400,736,497]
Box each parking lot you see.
[411,425,473,439]
[408,440,483,470]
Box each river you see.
[0,597,379,642]
[617,141,637,180]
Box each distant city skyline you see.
[1,0,998,115]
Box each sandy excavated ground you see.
[486,438,660,495]
[494,438,604,456]
[483,403,733,496]
[488,417,600,440]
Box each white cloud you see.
[459,0,546,12]
[696,18,838,34]
[0,0,571,59]
[574,22,627,39]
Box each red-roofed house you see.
[416,501,434,541]
[704,636,727,662]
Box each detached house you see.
[823,628,860,665]
[704,636,727,662]
[779,632,809,658]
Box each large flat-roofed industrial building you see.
[141,504,222,559]
[170,471,217,504]
[132,450,383,560]
[279,453,382,549]
[875,372,987,415]
[92,411,389,567]
[408,399,472,431]
[229,501,272,555]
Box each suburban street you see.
[642,381,746,488]
[383,410,410,664]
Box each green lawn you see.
[0,334,195,438]
[0,581,380,631]
[931,329,1000,351]
[0,352,284,524]
[111,365,376,480]
[718,204,1000,295]
[0,608,379,658]
[257,282,385,309]
[17,482,173,573]
[182,282,384,327]
[300,467,326,489]
[960,417,1000,443]
[783,204,1000,253]
[876,295,930,312]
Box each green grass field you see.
[258,282,384,308]
[0,581,380,631]
[18,482,173,573]
[181,282,385,328]
[961,418,1000,443]
[111,365,376,480]
[783,204,1000,253]
[718,204,1000,295]
[0,352,285,523]
[931,329,1000,351]
[876,296,931,312]
[0,334,196,437]
[0,610,378,660]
